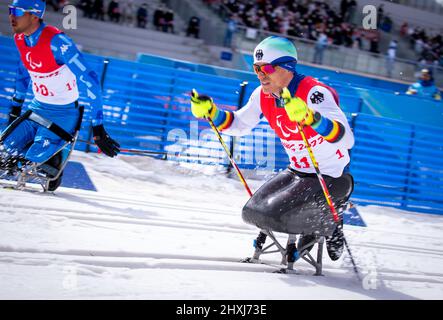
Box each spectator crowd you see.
[216,0,382,55]
[50,0,443,77]
[401,23,443,71]
[74,0,175,33]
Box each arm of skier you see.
[51,33,120,157]
[51,33,104,126]
[190,86,263,136]
[283,85,354,149]
[8,60,31,124]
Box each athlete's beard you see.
[259,69,294,96]
[260,76,278,95]
[14,21,34,35]
[12,25,24,34]
[261,80,286,96]
[10,15,39,35]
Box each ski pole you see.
[78,139,169,156]
[205,116,269,260]
[205,116,253,197]
[294,120,361,281]
[296,122,339,222]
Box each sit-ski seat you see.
[0,107,84,192]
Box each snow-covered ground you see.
[1,151,442,300]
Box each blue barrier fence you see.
[350,113,443,214]
[140,52,443,127]
[1,36,442,215]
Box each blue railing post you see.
[85,58,109,153]
[159,71,178,160]
[227,81,248,174]
[348,112,359,162]
[401,125,416,211]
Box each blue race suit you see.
[407,79,442,101]
[3,23,104,164]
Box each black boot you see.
[47,171,63,192]
[286,242,299,264]
[242,232,267,263]
[253,232,267,251]
[297,234,316,254]
[42,153,64,192]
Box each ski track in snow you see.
[1,152,442,299]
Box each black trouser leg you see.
[242,168,354,236]
[44,152,64,191]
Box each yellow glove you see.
[190,89,216,119]
[281,87,315,126]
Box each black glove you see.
[8,106,22,125]
[92,124,120,157]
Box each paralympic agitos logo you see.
[276,115,299,138]
[26,52,43,70]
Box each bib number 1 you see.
[291,149,345,168]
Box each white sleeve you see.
[222,86,264,136]
[307,85,355,149]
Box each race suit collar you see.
[24,22,46,47]
[420,79,434,87]
[273,72,306,107]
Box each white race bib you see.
[281,135,350,178]
[29,64,79,105]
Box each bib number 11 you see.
[291,149,345,168]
